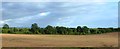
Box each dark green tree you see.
[3,24,9,29]
[44,25,56,34]
[77,26,83,34]
[89,29,97,34]
[82,26,89,34]
[8,29,14,34]
[30,23,40,34]
[13,27,18,32]
[66,28,72,35]
[39,28,45,34]
[56,26,67,34]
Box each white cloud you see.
[1,11,50,25]
[0,19,12,26]
[39,12,50,16]
[0,20,5,27]
[4,19,12,22]
[0,21,5,24]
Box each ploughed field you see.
[1,32,118,47]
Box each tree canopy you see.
[1,23,119,35]
[3,24,9,29]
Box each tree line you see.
[1,23,119,35]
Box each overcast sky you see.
[0,0,119,28]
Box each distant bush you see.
[1,23,119,35]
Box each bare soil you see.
[1,32,118,47]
